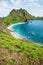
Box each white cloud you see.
[0,0,43,17]
[28,0,39,3]
[28,0,40,6]
[10,0,22,5]
[0,9,9,17]
[0,0,12,17]
[10,0,15,4]
[0,1,9,8]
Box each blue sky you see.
[0,0,43,17]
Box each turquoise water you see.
[12,20,43,45]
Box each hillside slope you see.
[0,28,43,65]
[3,8,36,26]
[0,8,43,65]
[1,8,43,26]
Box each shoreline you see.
[8,22,24,30]
[8,22,25,39]
[8,22,43,47]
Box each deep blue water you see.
[12,20,43,45]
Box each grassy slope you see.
[0,9,43,65]
[3,8,36,26]
[0,32,43,65]
[0,22,43,65]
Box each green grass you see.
[0,8,43,64]
[0,32,43,60]
[0,23,43,65]
[0,20,43,64]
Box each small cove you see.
[8,20,43,45]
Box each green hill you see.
[0,8,43,26]
[0,8,43,65]
[3,8,36,26]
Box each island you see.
[0,8,43,65]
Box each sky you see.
[0,0,43,17]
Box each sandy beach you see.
[8,22,24,39]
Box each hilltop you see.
[2,8,36,26]
[0,8,43,26]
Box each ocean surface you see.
[12,20,43,45]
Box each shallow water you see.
[12,20,43,45]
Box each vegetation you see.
[0,8,43,65]
[2,8,43,26]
